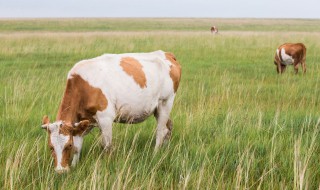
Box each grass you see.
[1,18,320,32]
[1,18,320,189]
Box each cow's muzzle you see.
[55,166,70,174]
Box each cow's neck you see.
[56,78,80,123]
[55,74,107,124]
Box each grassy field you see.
[1,18,320,189]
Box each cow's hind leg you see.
[302,61,306,74]
[154,96,175,150]
[294,64,299,74]
[293,58,302,74]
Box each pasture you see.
[1,18,320,189]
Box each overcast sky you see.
[0,0,319,18]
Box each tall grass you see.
[1,18,320,189]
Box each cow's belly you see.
[114,110,155,124]
[113,98,159,124]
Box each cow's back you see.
[279,43,305,55]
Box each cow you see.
[210,26,218,34]
[274,43,306,74]
[40,50,181,173]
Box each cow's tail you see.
[302,45,307,63]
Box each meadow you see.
[1,18,320,189]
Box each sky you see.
[0,0,319,18]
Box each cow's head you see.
[41,115,91,173]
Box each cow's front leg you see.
[72,136,83,167]
[294,64,299,74]
[71,153,80,167]
[100,119,113,151]
[154,96,175,150]
[96,113,114,151]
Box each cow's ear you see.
[72,120,92,136]
[41,115,50,130]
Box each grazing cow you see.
[210,26,218,34]
[274,43,306,74]
[41,50,181,173]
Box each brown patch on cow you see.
[61,138,73,168]
[274,52,280,65]
[278,49,284,63]
[48,131,58,168]
[58,124,73,136]
[165,52,182,93]
[56,74,108,124]
[120,57,147,88]
[72,120,92,136]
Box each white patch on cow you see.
[48,121,70,171]
[280,48,294,65]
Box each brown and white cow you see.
[41,50,181,173]
[210,26,218,34]
[274,43,306,74]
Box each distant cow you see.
[274,43,306,74]
[210,26,218,34]
[41,50,181,173]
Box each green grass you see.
[1,18,320,32]
[1,18,320,189]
